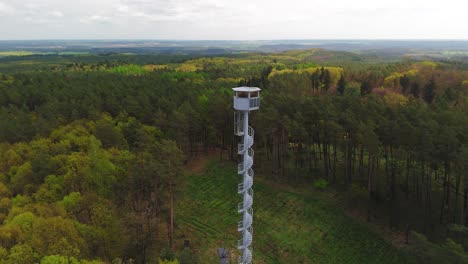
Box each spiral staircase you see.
[235,111,255,264]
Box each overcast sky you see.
[0,0,466,40]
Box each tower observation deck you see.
[233,87,260,264]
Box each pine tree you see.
[400,74,410,94]
[337,74,346,95]
[410,82,420,98]
[423,77,436,104]
[360,80,372,96]
[311,69,320,93]
[323,70,331,92]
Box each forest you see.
[0,48,466,263]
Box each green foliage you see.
[0,49,465,263]
[313,178,329,190]
[408,232,468,263]
[423,77,436,103]
[177,248,198,264]
[40,255,104,264]
[40,255,80,264]
[62,192,82,213]
[7,244,36,264]
[360,80,372,95]
[158,259,180,264]
[0,246,7,260]
[344,82,361,96]
[0,116,185,261]
[8,212,35,231]
[94,119,126,149]
[177,162,414,263]
[107,65,147,75]
[337,74,346,95]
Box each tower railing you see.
[237,189,253,213]
[249,97,260,108]
[238,168,254,193]
[237,207,253,231]
[233,87,260,264]
[234,111,245,136]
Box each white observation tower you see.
[233,87,260,264]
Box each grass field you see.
[0,51,35,56]
[174,159,415,264]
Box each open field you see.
[175,159,415,263]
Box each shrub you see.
[313,179,329,190]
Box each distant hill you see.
[0,40,467,60]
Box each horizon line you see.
[1,38,468,42]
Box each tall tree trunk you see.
[384,147,389,194]
[427,166,432,230]
[332,142,337,184]
[464,190,468,226]
[440,162,448,224]
[406,155,410,199]
[455,172,461,223]
[367,155,374,222]
[344,139,349,185]
[446,162,451,218]
[389,145,397,228]
[323,141,329,180]
[359,146,364,185]
[169,179,174,249]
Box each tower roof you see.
[232,87,261,92]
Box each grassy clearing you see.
[175,159,415,263]
[0,51,35,56]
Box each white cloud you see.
[50,11,64,18]
[0,1,15,15]
[0,0,466,39]
[80,15,112,24]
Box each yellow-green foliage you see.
[283,49,320,58]
[18,61,40,65]
[417,61,438,70]
[384,91,408,106]
[264,55,301,62]
[40,255,105,264]
[181,57,234,69]
[383,69,417,89]
[158,258,180,264]
[107,65,147,75]
[144,64,169,71]
[216,77,242,83]
[229,59,264,65]
[269,68,294,78]
[273,62,287,70]
[269,66,343,86]
[175,64,199,72]
[184,57,270,67]
[176,55,300,70]
[0,75,14,84]
[383,73,404,88]
[0,51,34,57]
[323,67,343,85]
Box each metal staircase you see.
[234,111,245,136]
[235,111,255,264]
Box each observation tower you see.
[233,87,260,264]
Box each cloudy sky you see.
[0,0,466,40]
